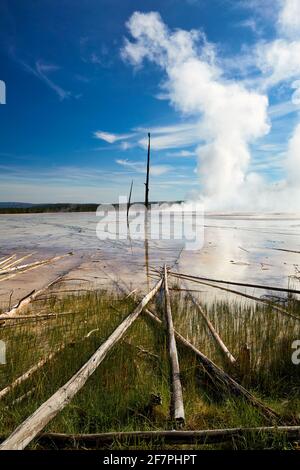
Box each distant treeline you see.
[0,204,99,214]
[0,201,184,214]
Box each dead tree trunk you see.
[164,265,185,427]
[144,133,150,209]
[127,180,133,223]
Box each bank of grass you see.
[0,287,299,450]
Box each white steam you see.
[122,3,300,211]
[122,12,269,210]
[255,0,300,208]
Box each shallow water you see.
[0,211,300,307]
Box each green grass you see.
[0,287,299,450]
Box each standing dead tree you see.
[127,179,133,223]
[144,132,151,209]
[163,265,185,427]
[0,278,163,450]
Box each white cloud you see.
[278,0,300,37]
[286,122,300,184]
[166,150,196,157]
[253,0,300,208]
[138,124,202,150]
[95,122,203,150]
[122,11,270,208]
[116,158,171,176]
[269,99,300,118]
[13,55,71,100]
[257,39,300,88]
[94,131,134,143]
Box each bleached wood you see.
[0,254,69,276]
[1,253,33,271]
[144,308,279,421]
[0,328,99,400]
[0,255,16,268]
[188,293,236,364]
[163,265,185,426]
[169,271,300,321]
[0,278,162,450]
[0,275,64,320]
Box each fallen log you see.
[170,273,300,321]
[0,278,162,450]
[1,311,74,322]
[0,255,16,268]
[16,426,300,448]
[4,389,36,410]
[0,328,100,401]
[0,275,65,320]
[163,265,185,427]
[1,253,33,271]
[0,254,70,276]
[143,309,279,422]
[187,292,236,365]
[169,270,300,295]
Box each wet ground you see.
[0,211,300,310]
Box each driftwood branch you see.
[0,278,162,450]
[163,265,185,427]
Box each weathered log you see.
[1,253,33,271]
[0,278,162,450]
[0,275,64,320]
[163,265,185,427]
[0,254,70,276]
[188,292,236,365]
[0,255,16,268]
[169,272,300,321]
[0,328,100,401]
[0,311,75,328]
[4,389,36,410]
[17,426,300,448]
[169,270,300,295]
[143,308,279,422]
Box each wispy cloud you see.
[269,100,300,119]
[9,48,71,100]
[95,122,202,150]
[235,17,262,35]
[94,131,135,143]
[166,149,196,158]
[116,158,171,176]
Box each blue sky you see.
[0,0,300,204]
